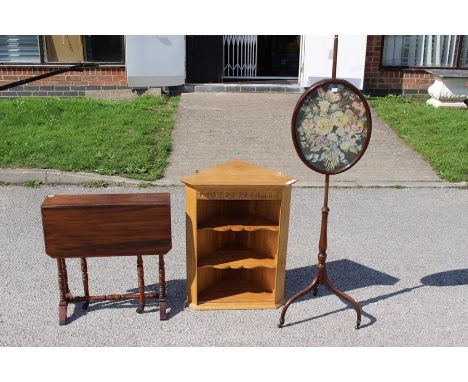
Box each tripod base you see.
[278,263,361,329]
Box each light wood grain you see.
[185,186,198,306]
[247,231,278,260]
[183,160,294,310]
[275,186,292,305]
[197,248,276,269]
[197,230,277,260]
[198,214,279,232]
[189,301,282,310]
[197,276,274,304]
[181,159,296,187]
[197,199,281,227]
[196,186,283,200]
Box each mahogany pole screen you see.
[279,35,372,329]
[292,78,372,174]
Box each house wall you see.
[126,35,186,87]
[363,35,435,95]
[1,35,458,97]
[300,35,367,89]
[0,66,127,97]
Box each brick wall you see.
[364,35,434,95]
[0,66,127,97]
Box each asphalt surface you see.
[0,185,467,346]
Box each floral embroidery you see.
[295,82,368,171]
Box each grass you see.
[23,180,43,188]
[367,95,468,182]
[82,180,109,188]
[0,95,179,181]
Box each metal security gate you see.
[223,35,257,79]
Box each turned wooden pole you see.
[57,258,68,325]
[332,35,338,80]
[69,291,159,303]
[313,174,330,295]
[318,175,330,264]
[61,258,70,295]
[320,175,329,247]
[80,257,90,309]
[136,255,145,314]
[57,259,67,303]
[159,254,167,320]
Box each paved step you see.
[182,83,304,94]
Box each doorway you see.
[223,35,300,80]
[185,35,301,83]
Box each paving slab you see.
[1,185,466,346]
[163,93,442,185]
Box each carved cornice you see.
[196,187,283,200]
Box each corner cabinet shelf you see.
[182,160,296,310]
[198,214,279,232]
[197,247,276,269]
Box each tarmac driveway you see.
[1,185,466,346]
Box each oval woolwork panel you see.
[292,79,372,175]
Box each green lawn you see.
[367,95,468,182]
[0,96,179,181]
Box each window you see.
[382,35,468,68]
[461,37,468,68]
[44,35,85,62]
[0,35,41,63]
[83,36,124,62]
[0,35,124,64]
[45,35,124,63]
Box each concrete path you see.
[163,93,442,186]
[1,185,467,346]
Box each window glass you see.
[44,35,84,62]
[0,35,40,63]
[84,36,124,62]
[382,35,458,67]
[461,36,468,68]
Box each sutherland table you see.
[182,160,296,310]
[41,193,172,325]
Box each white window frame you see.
[381,35,467,69]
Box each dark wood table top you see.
[41,192,170,208]
[41,193,172,258]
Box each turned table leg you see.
[158,254,167,320]
[57,258,68,325]
[61,258,70,297]
[136,255,145,314]
[80,257,90,310]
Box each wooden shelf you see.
[198,248,276,269]
[198,214,279,232]
[198,277,274,306]
[184,160,294,310]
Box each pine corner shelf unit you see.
[182,160,296,310]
